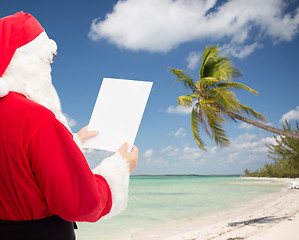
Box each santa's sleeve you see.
[28,113,129,222]
[73,133,131,219]
[92,152,130,219]
[73,133,84,151]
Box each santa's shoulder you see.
[0,91,56,124]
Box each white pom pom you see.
[0,78,9,97]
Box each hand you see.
[118,143,138,173]
[77,125,98,144]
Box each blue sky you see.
[2,0,299,175]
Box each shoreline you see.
[131,177,299,240]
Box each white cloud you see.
[220,42,262,58]
[186,51,201,70]
[143,149,154,158]
[169,127,187,137]
[134,131,277,174]
[230,133,275,153]
[183,146,199,153]
[261,137,277,145]
[161,145,180,156]
[181,146,202,159]
[280,106,299,123]
[166,105,192,114]
[238,122,274,131]
[234,132,257,142]
[175,128,186,137]
[227,152,240,163]
[204,133,276,172]
[89,0,299,55]
[141,156,170,173]
[238,122,255,130]
[64,113,77,128]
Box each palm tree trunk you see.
[219,108,299,140]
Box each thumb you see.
[81,131,98,143]
[85,130,99,138]
[118,142,129,153]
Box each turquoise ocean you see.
[76,176,284,240]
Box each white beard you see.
[1,32,71,131]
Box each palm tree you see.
[170,45,299,151]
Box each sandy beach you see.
[131,178,299,240]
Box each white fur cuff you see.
[73,133,85,153]
[92,152,130,219]
[0,78,9,97]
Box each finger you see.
[84,133,98,142]
[82,125,88,131]
[131,145,138,153]
[118,142,129,153]
[79,125,88,134]
[80,130,98,142]
[77,125,89,138]
[85,131,99,138]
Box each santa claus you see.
[0,11,138,240]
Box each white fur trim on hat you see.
[0,31,57,99]
[92,152,130,219]
[14,31,57,63]
[0,77,9,97]
[0,31,73,131]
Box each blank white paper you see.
[83,78,153,152]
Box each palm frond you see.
[213,57,242,81]
[201,58,217,79]
[209,87,240,112]
[216,82,258,95]
[171,43,266,151]
[177,94,194,107]
[199,98,216,106]
[200,45,219,79]
[199,77,219,92]
[213,57,232,80]
[200,45,242,82]
[169,68,197,93]
[195,102,206,126]
[197,99,212,138]
[197,99,229,146]
[191,106,206,151]
[207,117,230,146]
[238,103,267,122]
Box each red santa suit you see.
[0,11,131,237]
[0,91,113,222]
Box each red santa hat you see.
[0,11,44,97]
